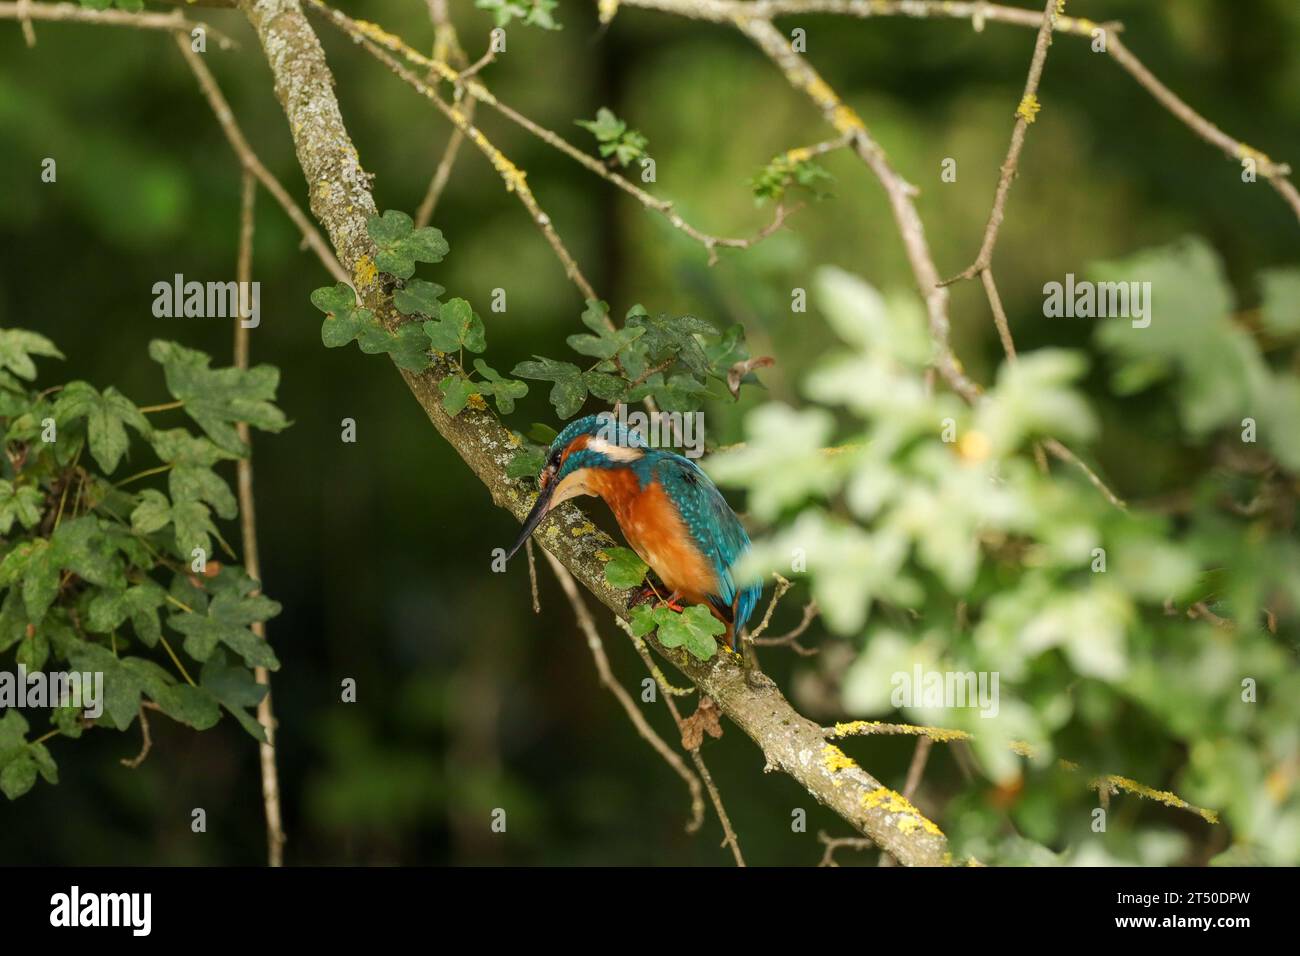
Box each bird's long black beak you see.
[507,481,555,560]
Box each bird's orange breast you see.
[589,470,716,604]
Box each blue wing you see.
[652,452,762,644]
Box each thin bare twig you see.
[944,0,1061,285]
[1103,30,1298,222]
[0,0,234,47]
[817,829,873,866]
[15,0,34,45]
[611,0,1300,220]
[310,0,818,264]
[415,0,471,228]
[746,572,792,640]
[902,736,934,801]
[525,537,541,614]
[119,704,153,769]
[234,170,287,867]
[542,550,706,835]
[307,0,598,302]
[614,611,745,864]
[753,599,819,655]
[175,34,350,287]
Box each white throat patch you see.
[586,436,645,462]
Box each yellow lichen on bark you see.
[862,787,944,836]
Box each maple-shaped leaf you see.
[148,340,288,454]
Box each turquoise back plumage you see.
[546,415,761,638]
[641,450,761,636]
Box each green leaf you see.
[423,298,486,354]
[0,481,43,534]
[654,605,724,661]
[566,300,645,360]
[628,604,658,637]
[367,210,449,279]
[170,460,236,520]
[576,109,646,166]
[472,360,528,415]
[201,649,270,742]
[749,152,832,204]
[168,588,282,670]
[475,0,561,30]
[0,590,26,654]
[53,382,151,473]
[0,329,63,381]
[526,423,558,444]
[86,581,167,647]
[52,516,126,588]
[171,500,220,560]
[383,323,435,371]
[311,284,375,349]
[1259,268,1300,337]
[506,446,546,480]
[624,312,716,379]
[512,356,587,418]
[577,107,626,142]
[16,625,49,671]
[1,753,38,800]
[582,371,627,402]
[603,547,648,589]
[10,519,127,624]
[148,340,288,454]
[439,376,480,417]
[394,279,446,318]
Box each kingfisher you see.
[506,413,761,650]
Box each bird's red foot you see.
[655,591,686,613]
[629,582,660,608]
[627,583,685,614]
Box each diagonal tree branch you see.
[237,0,950,866]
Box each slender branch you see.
[902,736,933,801]
[610,0,1299,223]
[175,34,349,287]
[16,0,34,46]
[1103,31,1298,221]
[735,13,983,405]
[306,0,597,302]
[416,96,475,229]
[0,1,234,46]
[753,599,819,655]
[689,745,745,865]
[817,829,873,866]
[945,0,1061,284]
[229,170,287,868]
[611,0,1113,37]
[310,0,815,264]
[119,703,153,769]
[542,549,706,836]
[415,0,471,228]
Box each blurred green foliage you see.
[712,249,1300,865]
[1,0,1297,864]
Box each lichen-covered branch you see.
[238,0,950,867]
